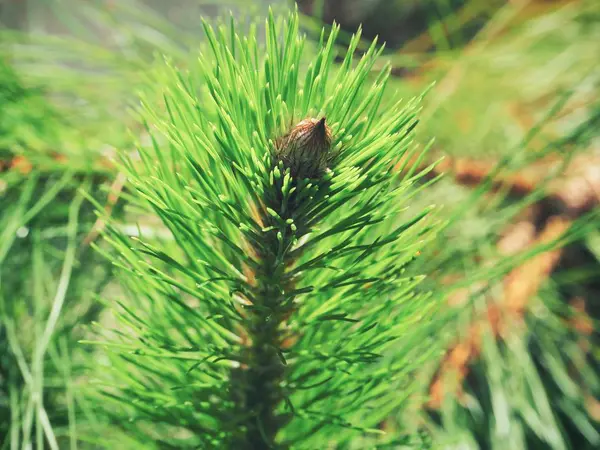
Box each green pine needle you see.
[94,9,439,449]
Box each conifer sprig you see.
[93,9,438,449]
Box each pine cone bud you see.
[275,117,332,179]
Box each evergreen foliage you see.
[90,10,440,449]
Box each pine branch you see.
[92,9,438,449]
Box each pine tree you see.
[89,9,441,449]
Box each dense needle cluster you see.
[94,10,437,449]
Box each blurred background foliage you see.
[1,0,599,448]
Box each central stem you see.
[233,226,294,450]
[231,118,331,449]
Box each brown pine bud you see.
[275,117,332,180]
